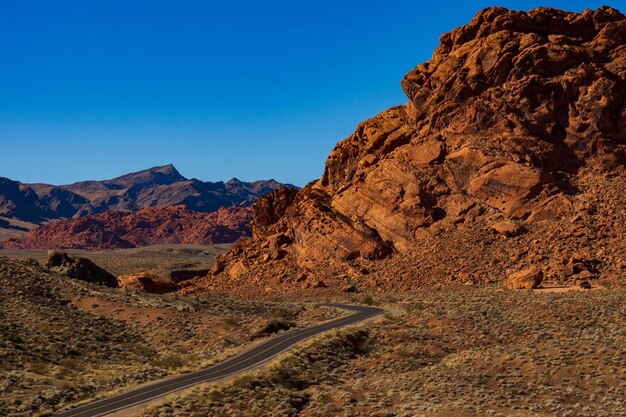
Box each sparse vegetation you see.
[0,256,340,416]
[0,244,232,278]
[352,293,376,306]
[137,286,626,417]
[138,328,371,417]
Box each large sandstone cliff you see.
[185,7,626,296]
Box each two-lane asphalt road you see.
[53,303,385,417]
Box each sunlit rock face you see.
[189,6,626,294]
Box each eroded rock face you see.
[250,187,299,238]
[188,6,626,295]
[1,205,253,250]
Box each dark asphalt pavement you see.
[53,303,384,417]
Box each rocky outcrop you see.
[506,268,544,289]
[250,187,299,238]
[1,205,253,250]
[184,6,626,296]
[117,272,179,294]
[0,165,294,236]
[46,251,118,287]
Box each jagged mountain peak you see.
[107,164,187,187]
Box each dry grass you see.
[0,256,340,417]
[135,286,626,417]
[134,328,371,417]
[0,244,232,278]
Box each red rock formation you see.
[250,187,299,238]
[183,6,626,296]
[0,205,252,250]
[46,251,119,287]
[117,272,179,294]
[506,268,543,289]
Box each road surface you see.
[53,303,384,417]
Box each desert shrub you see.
[352,294,376,306]
[253,319,295,339]
[403,301,427,313]
[153,354,184,370]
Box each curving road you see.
[53,304,384,417]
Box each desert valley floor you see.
[0,247,624,417]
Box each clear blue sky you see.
[0,1,620,186]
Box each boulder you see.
[228,261,249,279]
[506,268,543,289]
[562,257,599,279]
[117,272,179,294]
[491,221,527,237]
[266,233,292,250]
[574,270,594,281]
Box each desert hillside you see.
[140,287,626,417]
[185,6,626,296]
[0,256,338,416]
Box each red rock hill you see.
[0,205,252,250]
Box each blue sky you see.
[0,0,621,186]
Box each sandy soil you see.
[533,283,603,293]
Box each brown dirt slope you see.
[186,6,626,296]
[0,256,339,416]
[0,205,252,250]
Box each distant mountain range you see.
[0,165,294,239]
